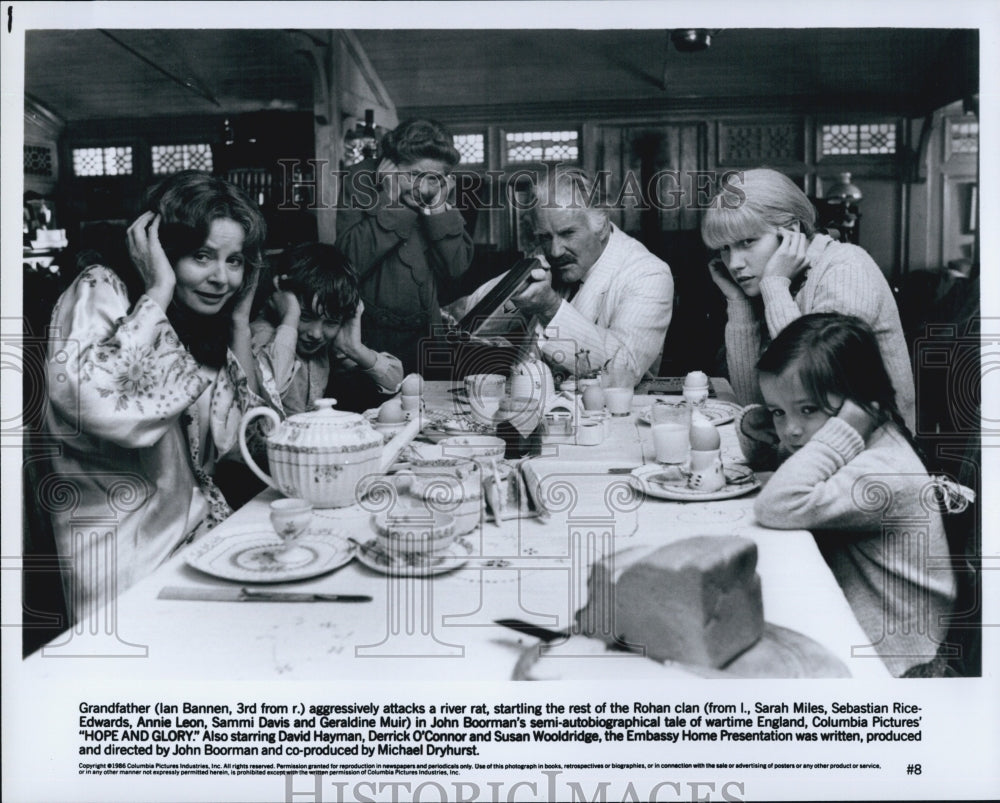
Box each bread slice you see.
[575,536,764,668]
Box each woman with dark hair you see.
[701,167,915,431]
[43,170,271,623]
[336,118,473,373]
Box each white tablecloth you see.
[26,383,889,680]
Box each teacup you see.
[371,510,457,557]
[403,472,483,536]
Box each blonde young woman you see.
[701,167,915,431]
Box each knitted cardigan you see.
[753,416,955,676]
[724,235,916,432]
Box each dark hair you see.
[273,243,359,322]
[757,312,920,457]
[143,170,267,367]
[144,170,266,274]
[380,119,460,168]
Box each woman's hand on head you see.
[127,212,175,311]
[708,256,745,301]
[762,228,810,282]
[230,260,260,327]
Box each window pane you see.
[505,130,579,163]
[152,143,214,175]
[72,147,104,177]
[24,144,54,177]
[821,123,896,157]
[454,133,485,165]
[72,146,134,177]
[821,124,858,156]
[949,121,979,154]
[858,123,896,155]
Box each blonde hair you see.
[701,168,816,250]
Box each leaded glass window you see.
[505,130,579,163]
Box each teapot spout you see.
[379,417,422,473]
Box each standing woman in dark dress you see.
[335,119,473,374]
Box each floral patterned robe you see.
[43,265,273,624]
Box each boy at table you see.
[250,243,403,415]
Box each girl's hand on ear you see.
[127,212,175,311]
[708,256,745,301]
[762,228,810,282]
[837,398,877,440]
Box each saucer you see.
[630,463,760,501]
[354,537,473,577]
[185,527,354,583]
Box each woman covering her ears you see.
[701,167,915,432]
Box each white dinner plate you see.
[630,463,760,501]
[185,527,354,583]
[353,537,473,577]
[638,399,742,427]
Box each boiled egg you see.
[401,373,424,395]
[377,398,406,424]
[689,416,720,451]
[684,370,709,388]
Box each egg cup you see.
[687,449,725,492]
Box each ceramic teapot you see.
[238,399,419,508]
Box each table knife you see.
[158,586,372,603]
[494,618,569,643]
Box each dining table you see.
[25,379,890,681]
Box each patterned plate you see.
[638,399,742,427]
[420,412,496,443]
[185,527,354,583]
[630,463,760,502]
[354,537,473,577]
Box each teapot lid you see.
[290,398,358,424]
[271,398,382,451]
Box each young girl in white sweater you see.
[747,313,956,676]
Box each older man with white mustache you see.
[452,168,674,386]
